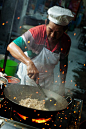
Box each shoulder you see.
[29,24,46,38]
[62,32,71,43]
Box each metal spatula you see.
[37,84,57,111]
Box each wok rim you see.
[4,84,68,112]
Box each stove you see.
[0,89,83,129]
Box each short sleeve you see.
[13,36,28,52]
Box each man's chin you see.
[48,38,56,43]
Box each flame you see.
[17,112,28,120]
[32,118,52,123]
[84,64,85,66]
[14,110,52,123]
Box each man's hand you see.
[26,61,39,84]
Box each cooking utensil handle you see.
[66,96,72,105]
[37,84,47,98]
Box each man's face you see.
[46,21,64,44]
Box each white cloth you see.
[48,6,74,26]
[17,47,60,89]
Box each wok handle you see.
[66,96,72,105]
[37,84,47,98]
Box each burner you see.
[0,96,83,129]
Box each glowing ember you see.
[17,17,20,19]
[67,107,69,109]
[65,117,67,119]
[64,65,66,67]
[75,84,77,86]
[32,118,52,123]
[2,68,4,71]
[2,23,5,25]
[54,124,56,126]
[62,81,64,83]
[62,71,64,74]
[61,48,63,51]
[74,33,76,36]
[54,103,56,106]
[6,21,8,23]
[74,111,76,113]
[28,41,30,43]
[19,26,22,28]
[84,64,85,66]
[59,125,62,127]
[13,97,16,99]
[37,114,40,116]
[36,92,38,94]
[5,119,7,122]
[45,70,47,72]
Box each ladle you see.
[37,84,57,111]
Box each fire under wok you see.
[4,84,71,118]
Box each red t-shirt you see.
[29,24,71,57]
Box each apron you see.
[17,41,61,89]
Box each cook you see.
[7,6,74,96]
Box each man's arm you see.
[7,42,39,84]
[60,55,68,84]
[59,55,68,96]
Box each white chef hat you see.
[47,6,74,26]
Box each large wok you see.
[4,84,70,118]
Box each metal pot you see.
[4,84,72,118]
